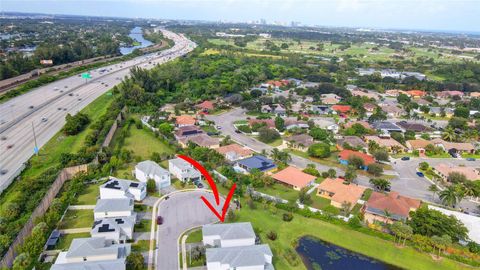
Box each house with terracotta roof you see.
[317,178,366,210]
[406,139,431,154]
[175,115,197,127]
[215,144,253,162]
[433,164,480,182]
[331,105,352,115]
[338,150,375,170]
[470,92,480,98]
[430,138,475,155]
[363,191,421,224]
[364,135,406,153]
[272,166,316,190]
[406,90,426,98]
[284,134,314,151]
[196,100,215,112]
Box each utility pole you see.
[32,122,39,155]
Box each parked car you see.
[466,158,476,161]
[416,172,425,177]
[0,169,7,175]
[235,129,241,134]
[41,117,48,122]
[156,216,163,225]
[401,156,410,161]
[197,183,204,188]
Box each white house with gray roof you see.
[168,158,201,182]
[202,222,256,248]
[51,237,130,270]
[206,244,274,270]
[135,160,171,190]
[100,177,146,201]
[91,216,135,244]
[94,198,136,221]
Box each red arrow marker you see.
[178,155,237,222]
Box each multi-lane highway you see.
[0,29,196,193]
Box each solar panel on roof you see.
[105,180,121,189]
[98,224,115,233]
[115,218,125,224]
[130,182,139,187]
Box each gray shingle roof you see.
[202,222,255,240]
[94,198,133,213]
[66,237,122,258]
[206,244,272,268]
[136,160,169,177]
[51,260,126,270]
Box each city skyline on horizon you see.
[2,0,479,33]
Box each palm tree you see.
[428,184,440,200]
[369,178,391,192]
[442,126,456,142]
[439,186,459,207]
[383,209,393,224]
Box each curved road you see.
[0,29,196,192]
[155,190,224,270]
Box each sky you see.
[2,0,480,33]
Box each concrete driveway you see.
[155,190,224,270]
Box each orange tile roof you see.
[406,139,431,150]
[338,150,375,165]
[366,191,421,218]
[470,92,480,98]
[196,100,214,110]
[332,105,352,113]
[215,144,253,157]
[175,115,196,126]
[318,178,366,206]
[406,90,426,97]
[272,166,317,189]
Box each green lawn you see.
[236,201,472,270]
[134,219,152,233]
[74,182,103,205]
[55,232,91,251]
[309,195,331,210]
[58,210,93,229]
[132,240,152,252]
[123,127,174,160]
[186,229,203,244]
[255,183,299,202]
[266,138,283,147]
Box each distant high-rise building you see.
[260,18,266,25]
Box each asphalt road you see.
[0,29,196,193]
[207,108,480,212]
[156,190,223,270]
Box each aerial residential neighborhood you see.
[1,2,480,270]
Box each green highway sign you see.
[81,73,92,79]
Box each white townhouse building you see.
[93,198,136,221]
[202,222,256,248]
[168,158,201,182]
[135,160,171,190]
[100,177,146,201]
[91,216,135,244]
[51,237,130,270]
